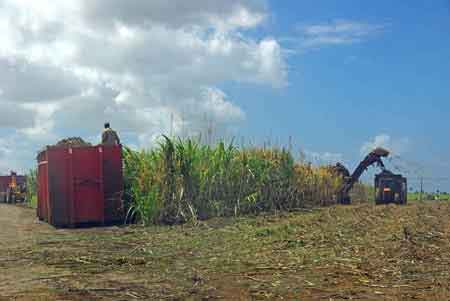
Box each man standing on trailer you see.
[102,122,121,145]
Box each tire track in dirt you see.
[0,204,89,300]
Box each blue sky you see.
[224,0,450,191]
[0,0,448,192]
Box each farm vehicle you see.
[332,148,407,205]
[374,170,407,205]
[0,172,27,204]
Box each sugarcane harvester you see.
[333,148,390,204]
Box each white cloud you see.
[0,0,286,173]
[81,0,267,31]
[296,19,387,49]
[0,134,44,174]
[0,101,35,129]
[361,134,410,156]
[201,88,245,122]
[0,57,82,103]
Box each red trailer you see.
[0,176,10,203]
[37,145,123,227]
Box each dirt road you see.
[0,204,61,300]
[2,202,450,300]
[0,204,144,300]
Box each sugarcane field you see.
[1,1,450,300]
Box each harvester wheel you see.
[341,196,351,205]
[338,194,351,205]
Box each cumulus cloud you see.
[0,134,42,174]
[0,101,35,129]
[0,0,287,173]
[0,57,82,103]
[82,0,267,31]
[296,19,387,49]
[360,134,410,156]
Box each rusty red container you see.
[37,145,123,227]
[0,176,10,202]
[0,177,11,193]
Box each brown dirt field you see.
[1,202,450,300]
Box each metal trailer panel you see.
[0,177,10,202]
[47,148,71,226]
[0,177,10,192]
[37,145,123,227]
[71,147,104,225]
[37,151,49,221]
[102,146,124,223]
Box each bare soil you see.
[1,202,450,300]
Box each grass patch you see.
[409,192,450,201]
